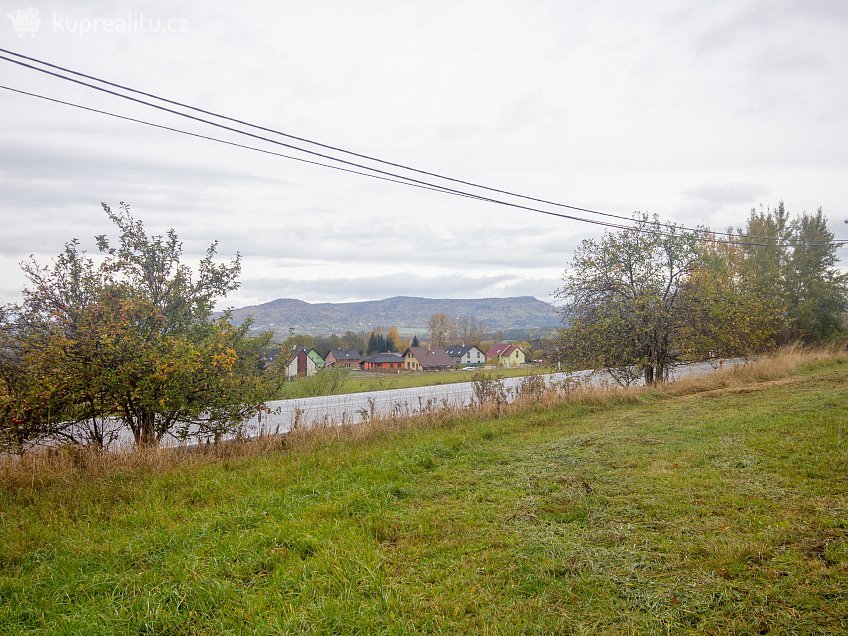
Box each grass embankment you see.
[277,364,546,399]
[1,349,847,634]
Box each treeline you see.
[279,326,409,357]
[281,316,492,357]
[426,314,487,348]
[557,204,847,385]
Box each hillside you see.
[2,353,845,633]
[226,295,561,337]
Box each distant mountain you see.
[225,296,561,339]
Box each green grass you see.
[277,365,546,399]
[1,358,847,633]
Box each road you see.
[239,360,739,439]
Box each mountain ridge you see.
[226,295,561,338]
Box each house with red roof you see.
[485,343,526,368]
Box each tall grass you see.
[2,345,842,489]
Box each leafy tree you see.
[677,243,779,362]
[784,209,847,342]
[0,203,277,450]
[313,334,344,358]
[733,202,846,345]
[387,326,407,352]
[556,215,700,385]
[339,331,367,353]
[281,334,317,356]
[556,204,845,385]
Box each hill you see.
[226,295,561,337]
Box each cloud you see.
[685,182,768,206]
[0,141,281,190]
[237,271,526,304]
[1,0,846,306]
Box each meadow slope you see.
[1,355,846,634]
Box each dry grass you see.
[0,434,288,490]
[2,345,846,633]
[2,344,843,489]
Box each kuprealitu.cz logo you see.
[6,7,189,38]
[6,7,40,36]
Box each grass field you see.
[1,352,846,634]
[276,364,547,399]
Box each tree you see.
[732,202,846,345]
[676,243,779,362]
[339,331,367,353]
[411,335,420,348]
[0,203,277,450]
[384,329,397,353]
[556,215,700,385]
[281,333,316,356]
[427,313,451,348]
[454,315,470,344]
[387,326,407,352]
[784,209,847,342]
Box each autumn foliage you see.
[556,205,847,384]
[0,203,279,451]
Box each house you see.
[325,348,361,368]
[486,343,526,368]
[445,345,486,367]
[305,348,325,370]
[285,347,321,379]
[403,346,454,371]
[360,352,405,371]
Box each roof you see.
[405,346,454,368]
[361,352,404,364]
[486,343,516,359]
[445,345,473,358]
[328,348,360,360]
[293,347,322,358]
[287,347,320,365]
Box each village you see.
[283,342,528,379]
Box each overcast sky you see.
[2,0,847,309]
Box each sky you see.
[1,0,847,309]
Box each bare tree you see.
[427,313,451,348]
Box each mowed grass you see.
[277,365,545,399]
[1,357,847,634]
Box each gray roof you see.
[361,352,404,364]
[445,345,477,358]
[328,348,360,360]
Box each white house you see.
[445,345,486,367]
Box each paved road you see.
[239,360,739,439]
[45,360,741,449]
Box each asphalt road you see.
[239,360,740,438]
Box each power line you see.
[0,54,652,234]
[6,85,836,255]
[3,48,840,246]
[0,86,482,201]
[2,82,844,250]
[0,84,649,236]
[1,61,845,249]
